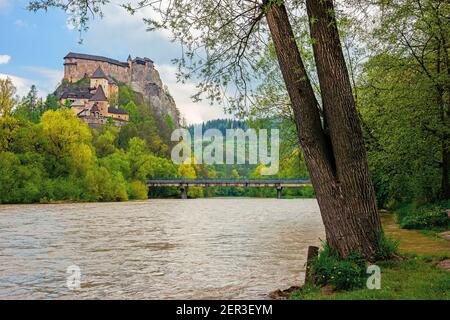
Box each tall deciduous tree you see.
[265,0,381,258]
[28,0,383,258]
[365,0,450,200]
[0,78,17,116]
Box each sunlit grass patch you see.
[291,255,450,300]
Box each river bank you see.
[1,195,317,206]
[0,196,317,207]
[289,212,450,300]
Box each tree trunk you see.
[265,0,382,259]
[436,39,449,200]
[438,84,450,200]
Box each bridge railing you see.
[147,178,311,183]
[147,178,312,199]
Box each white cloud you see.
[0,66,63,98]
[158,64,229,124]
[0,73,33,97]
[79,4,173,58]
[74,4,230,124]
[0,54,11,64]
[23,66,63,86]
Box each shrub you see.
[374,234,399,261]
[41,176,85,202]
[311,245,366,291]
[164,114,175,130]
[83,167,128,202]
[299,186,315,198]
[128,180,148,200]
[398,201,449,230]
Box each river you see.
[0,198,325,299]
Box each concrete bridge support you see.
[276,187,283,199]
[180,186,188,199]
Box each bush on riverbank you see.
[291,255,450,300]
[397,201,449,230]
[309,237,398,292]
[0,110,178,204]
[374,234,400,261]
[310,245,367,291]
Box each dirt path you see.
[381,213,450,256]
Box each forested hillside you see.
[0,80,180,203]
[0,79,313,203]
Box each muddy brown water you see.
[0,199,325,299]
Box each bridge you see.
[147,178,312,199]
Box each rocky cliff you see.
[129,62,180,128]
[62,52,180,127]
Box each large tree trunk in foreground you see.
[265,0,382,259]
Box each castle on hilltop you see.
[58,52,181,129]
[59,52,155,127]
[63,52,154,84]
[59,64,129,127]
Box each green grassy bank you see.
[291,212,450,300]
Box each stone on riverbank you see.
[436,259,450,271]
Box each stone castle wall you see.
[63,54,181,126]
[64,57,130,83]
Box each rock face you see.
[63,52,180,126]
[130,61,180,127]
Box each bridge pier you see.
[276,187,283,199]
[180,186,188,199]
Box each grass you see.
[282,195,316,199]
[291,255,450,300]
[382,213,449,255]
[396,201,449,230]
[290,209,449,300]
[418,229,448,241]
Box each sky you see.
[0,0,229,124]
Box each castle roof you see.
[71,99,85,107]
[133,57,146,65]
[133,56,154,65]
[91,104,100,112]
[108,106,128,115]
[107,76,117,85]
[77,108,89,116]
[91,66,107,79]
[90,85,108,102]
[64,52,128,68]
[59,87,92,100]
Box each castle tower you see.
[90,67,109,97]
[89,85,109,116]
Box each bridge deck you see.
[147,179,312,188]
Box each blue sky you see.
[0,0,228,123]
